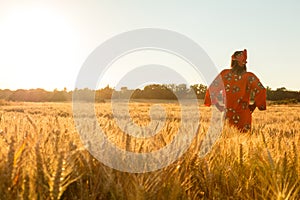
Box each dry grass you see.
[0,102,299,199]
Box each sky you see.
[0,0,299,91]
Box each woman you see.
[204,49,266,132]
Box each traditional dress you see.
[204,50,266,132]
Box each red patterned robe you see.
[204,69,266,132]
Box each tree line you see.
[0,84,299,103]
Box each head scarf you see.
[232,49,247,66]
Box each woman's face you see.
[235,53,247,67]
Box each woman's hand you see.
[249,103,256,114]
[215,102,225,112]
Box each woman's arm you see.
[248,73,267,111]
[204,72,225,112]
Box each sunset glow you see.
[0,1,299,91]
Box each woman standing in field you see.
[204,49,266,132]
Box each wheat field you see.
[0,101,299,199]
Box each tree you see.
[142,84,177,99]
[95,85,114,101]
[50,88,70,102]
[190,84,207,99]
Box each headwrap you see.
[232,49,247,66]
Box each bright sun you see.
[0,5,79,90]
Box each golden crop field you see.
[0,101,299,199]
